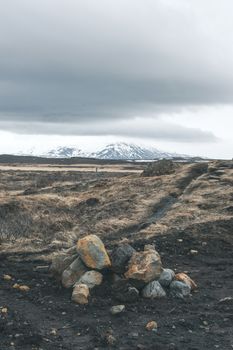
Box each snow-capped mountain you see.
[90,143,178,160]
[19,142,189,160]
[45,146,86,158]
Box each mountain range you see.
[19,142,190,160]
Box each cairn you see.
[50,234,197,304]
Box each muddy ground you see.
[1,220,233,350]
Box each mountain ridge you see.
[17,142,190,160]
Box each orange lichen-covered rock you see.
[76,235,111,270]
[124,247,162,283]
[175,273,197,290]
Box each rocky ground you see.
[0,160,233,349]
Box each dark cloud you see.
[0,118,217,143]
[0,0,232,139]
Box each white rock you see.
[110,305,125,315]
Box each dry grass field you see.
[0,160,233,349]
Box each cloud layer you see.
[0,0,233,140]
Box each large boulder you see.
[76,270,103,289]
[124,246,162,283]
[62,257,88,288]
[77,234,111,270]
[110,243,136,274]
[142,281,166,299]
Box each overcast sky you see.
[0,0,233,158]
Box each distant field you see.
[0,163,143,173]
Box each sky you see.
[0,0,233,158]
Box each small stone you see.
[110,305,125,315]
[177,239,183,243]
[124,247,162,283]
[203,321,208,326]
[77,234,111,270]
[72,283,89,304]
[142,281,166,299]
[128,332,139,338]
[1,307,8,314]
[175,273,197,290]
[170,281,191,298]
[106,334,117,346]
[62,257,88,288]
[50,328,57,335]
[110,243,135,274]
[190,249,198,255]
[3,274,12,281]
[19,285,30,292]
[12,283,20,289]
[218,297,233,305]
[76,270,103,289]
[159,268,175,287]
[146,321,158,331]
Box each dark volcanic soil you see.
[1,222,233,350]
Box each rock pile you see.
[50,234,197,304]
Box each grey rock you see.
[110,243,135,274]
[50,253,77,280]
[170,281,191,298]
[75,270,103,289]
[142,281,166,299]
[62,257,88,288]
[110,305,125,315]
[159,268,175,287]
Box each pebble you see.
[3,274,12,281]
[146,321,158,331]
[106,334,117,346]
[1,307,8,314]
[110,305,125,315]
[19,285,30,292]
[50,328,57,335]
[190,249,198,255]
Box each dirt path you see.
[1,224,233,350]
